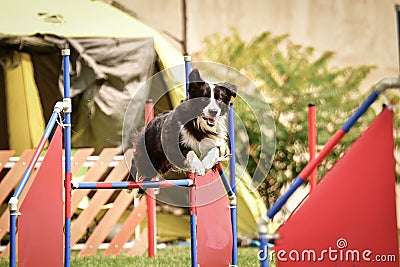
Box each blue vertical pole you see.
[185,55,197,266]
[228,103,238,266]
[9,212,17,267]
[259,234,269,267]
[184,55,191,97]
[189,171,197,267]
[62,48,72,267]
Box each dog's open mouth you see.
[203,116,216,127]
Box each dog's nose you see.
[208,109,218,117]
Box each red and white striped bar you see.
[72,179,193,190]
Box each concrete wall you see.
[117,0,399,91]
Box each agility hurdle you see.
[8,50,239,266]
[258,78,400,266]
[258,6,400,265]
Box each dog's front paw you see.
[201,147,219,169]
[186,151,205,176]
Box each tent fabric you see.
[4,52,45,154]
[0,0,185,153]
[66,37,156,151]
[0,0,184,73]
[274,108,398,266]
[1,37,157,153]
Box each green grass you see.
[0,246,260,267]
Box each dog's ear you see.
[188,69,205,96]
[188,68,204,83]
[218,82,237,99]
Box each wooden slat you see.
[0,166,39,258]
[70,159,128,246]
[71,148,95,175]
[0,150,36,244]
[0,147,146,259]
[0,150,36,258]
[0,148,93,257]
[78,190,135,256]
[127,228,148,256]
[0,149,92,242]
[0,150,34,205]
[71,148,120,214]
[0,150,15,173]
[104,197,147,256]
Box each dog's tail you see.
[128,153,150,197]
[128,156,138,181]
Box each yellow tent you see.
[0,0,184,154]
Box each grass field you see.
[0,246,261,267]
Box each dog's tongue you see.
[207,117,215,125]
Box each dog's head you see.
[187,68,237,129]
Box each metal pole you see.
[184,55,191,97]
[217,163,235,198]
[73,179,193,189]
[308,103,317,193]
[8,211,17,267]
[189,171,197,267]
[259,234,269,267]
[62,47,72,267]
[145,99,156,258]
[228,103,238,266]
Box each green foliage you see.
[195,30,400,207]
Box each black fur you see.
[130,68,236,180]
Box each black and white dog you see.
[130,68,236,181]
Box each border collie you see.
[130,68,236,181]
